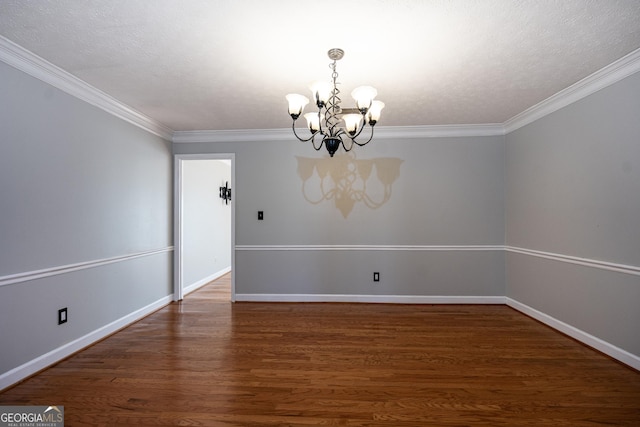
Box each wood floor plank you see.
[2,274,639,426]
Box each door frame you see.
[174,153,236,301]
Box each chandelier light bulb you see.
[367,100,385,125]
[342,114,363,136]
[351,86,378,113]
[309,81,332,107]
[304,112,320,133]
[286,94,309,119]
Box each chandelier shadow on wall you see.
[287,48,384,158]
[296,152,403,218]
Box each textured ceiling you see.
[0,0,639,132]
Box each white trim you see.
[174,153,236,303]
[236,245,504,252]
[173,128,290,143]
[171,124,505,143]
[506,298,640,371]
[183,266,231,296]
[3,35,639,144]
[171,46,640,144]
[504,47,640,133]
[236,293,505,304]
[235,292,640,370]
[174,156,185,302]
[0,294,173,391]
[0,247,174,288]
[173,48,640,142]
[506,246,640,277]
[236,244,640,276]
[2,245,631,289]
[374,124,505,138]
[0,35,173,141]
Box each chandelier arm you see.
[291,120,317,142]
[317,108,326,137]
[310,137,325,152]
[349,124,375,147]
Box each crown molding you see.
[172,128,292,143]
[175,47,640,143]
[3,35,639,143]
[373,124,506,138]
[0,36,173,141]
[236,245,504,251]
[172,124,505,143]
[504,47,640,134]
[177,47,640,143]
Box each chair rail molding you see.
[0,247,174,287]
[506,246,640,277]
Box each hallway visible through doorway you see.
[188,272,231,301]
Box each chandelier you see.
[286,48,384,157]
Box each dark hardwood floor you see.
[2,273,639,426]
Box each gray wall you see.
[182,159,231,287]
[4,34,636,382]
[0,62,173,376]
[505,71,640,356]
[174,134,506,297]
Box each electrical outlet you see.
[373,272,380,282]
[58,308,68,325]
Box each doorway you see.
[174,154,235,301]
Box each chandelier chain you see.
[325,59,342,137]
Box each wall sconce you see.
[219,181,231,204]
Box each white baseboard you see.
[235,293,506,304]
[0,295,173,391]
[183,266,231,296]
[236,294,639,370]
[3,291,636,391]
[506,298,640,371]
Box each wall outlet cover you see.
[58,308,68,325]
